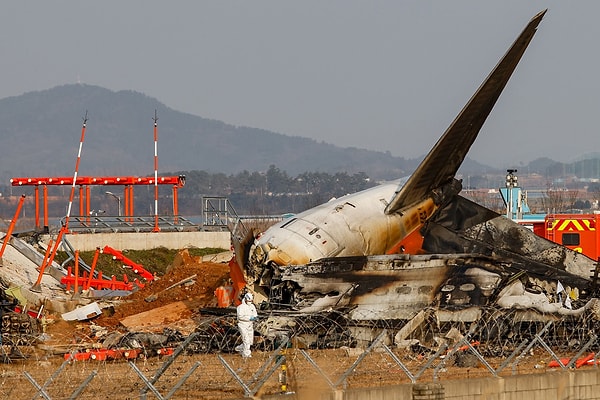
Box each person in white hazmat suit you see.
[235,292,258,358]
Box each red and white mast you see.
[153,110,160,232]
[33,112,88,292]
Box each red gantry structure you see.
[9,175,186,231]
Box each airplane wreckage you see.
[219,10,600,352]
[2,10,596,359]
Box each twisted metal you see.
[182,305,600,360]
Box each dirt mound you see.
[39,250,232,348]
[88,250,231,330]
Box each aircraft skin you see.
[240,10,548,289]
[246,179,444,275]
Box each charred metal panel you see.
[274,254,510,320]
[422,195,596,290]
[262,240,597,323]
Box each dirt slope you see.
[43,249,232,345]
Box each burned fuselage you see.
[259,194,600,324]
[240,9,549,289]
[271,253,504,320]
[230,11,600,329]
[245,179,446,285]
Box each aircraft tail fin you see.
[385,10,546,215]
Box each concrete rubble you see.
[0,235,84,315]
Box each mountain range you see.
[0,84,590,185]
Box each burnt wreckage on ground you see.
[218,10,600,354]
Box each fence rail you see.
[61,215,201,233]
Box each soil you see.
[95,254,230,328]
[42,249,232,345]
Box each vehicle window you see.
[562,233,580,246]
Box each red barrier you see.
[102,246,154,281]
[65,348,142,362]
[61,267,143,291]
[548,353,597,368]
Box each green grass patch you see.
[54,247,227,280]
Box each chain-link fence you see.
[4,309,600,399]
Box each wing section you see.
[385,10,546,215]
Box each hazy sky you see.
[2,2,599,169]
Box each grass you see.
[54,247,227,281]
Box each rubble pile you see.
[94,249,231,331]
[0,239,232,357]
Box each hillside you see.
[0,84,495,182]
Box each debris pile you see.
[0,238,233,359]
[94,249,231,331]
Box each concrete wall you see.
[264,369,600,400]
[443,369,599,400]
[57,231,231,251]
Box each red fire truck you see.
[532,213,599,260]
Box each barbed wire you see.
[2,307,600,398]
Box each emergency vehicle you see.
[500,170,599,261]
[532,213,599,260]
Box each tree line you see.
[2,166,597,224]
[0,166,375,220]
[174,166,375,215]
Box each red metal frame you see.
[9,175,185,230]
[101,245,155,281]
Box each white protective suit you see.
[235,295,258,357]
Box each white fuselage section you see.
[248,179,437,270]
